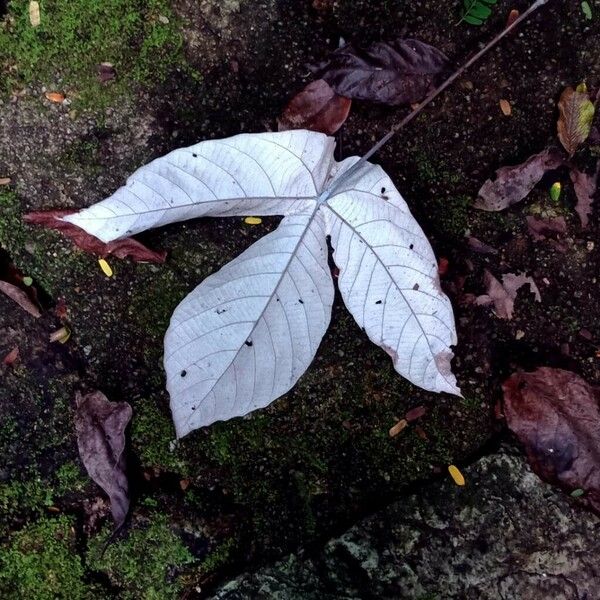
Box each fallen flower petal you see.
[244,216,262,225]
[98,258,113,277]
[448,464,465,486]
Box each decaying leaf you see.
[467,236,498,255]
[0,280,41,318]
[61,130,459,438]
[0,177,11,186]
[24,210,166,263]
[74,391,132,528]
[503,368,600,513]
[557,86,595,156]
[526,215,567,241]
[476,270,541,320]
[570,162,598,228]
[474,147,565,211]
[278,79,351,135]
[98,62,116,84]
[49,326,71,344]
[2,347,19,366]
[310,39,448,106]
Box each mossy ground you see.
[1,0,599,597]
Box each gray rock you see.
[209,448,600,599]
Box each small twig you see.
[325,0,551,196]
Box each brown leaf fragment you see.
[278,80,351,135]
[526,215,567,241]
[499,99,512,116]
[476,270,540,320]
[475,147,565,211]
[310,39,449,106]
[405,405,427,422]
[389,418,408,437]
[24,210,166,263]
[0,177,11,186]
[506,9,520,27]
[2,346,19,366]
[0,280,41,318]
[557,86,595,156]
[503,368,600,513]
[467,236,498,255]
[74,391,132,528]
[570,162,598,228]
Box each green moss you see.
[0,475,55,528]
[0,516,88,599]
[199,538,236,575]
[88,514,195,600]
[131,398,188,473]
[0,0,193,108]
[54,461,87,495]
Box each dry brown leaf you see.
[0,280,41,318]
[526,215,567,241]
[24,210,167,263]
[75,391,132,528]
[503,368,600,513]
[570,162,598,228]
[45,92,65,103]
[557,86,595,156]
[278,79,351,135]
[475,147,565,211]
[506,9,520,27]
[499,99,512,116]
[405,405,427,422]
[0,177,11,186]
[467,236,498,255]
[476,270,541,320]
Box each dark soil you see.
[0,0,598,597]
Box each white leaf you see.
[165,210,333,438]
[324,158,459,395]
[64,131,335,243]
[63,130,460,436]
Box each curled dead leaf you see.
[24,210,167,263]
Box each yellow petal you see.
[98,258,113,277]
[29,1,41,27]
[244,216,262,225]
[448,464,465,486]
[49,326,71,344]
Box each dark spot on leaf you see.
[298,298,304,304]
[192,153,198,157]
[375,300,382,304]
[381,187,386,193]
[245,340,253,347]
[413,283,419,290]
[181,370,187,377]
[216,308,227,314]
[409,243,414,250]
